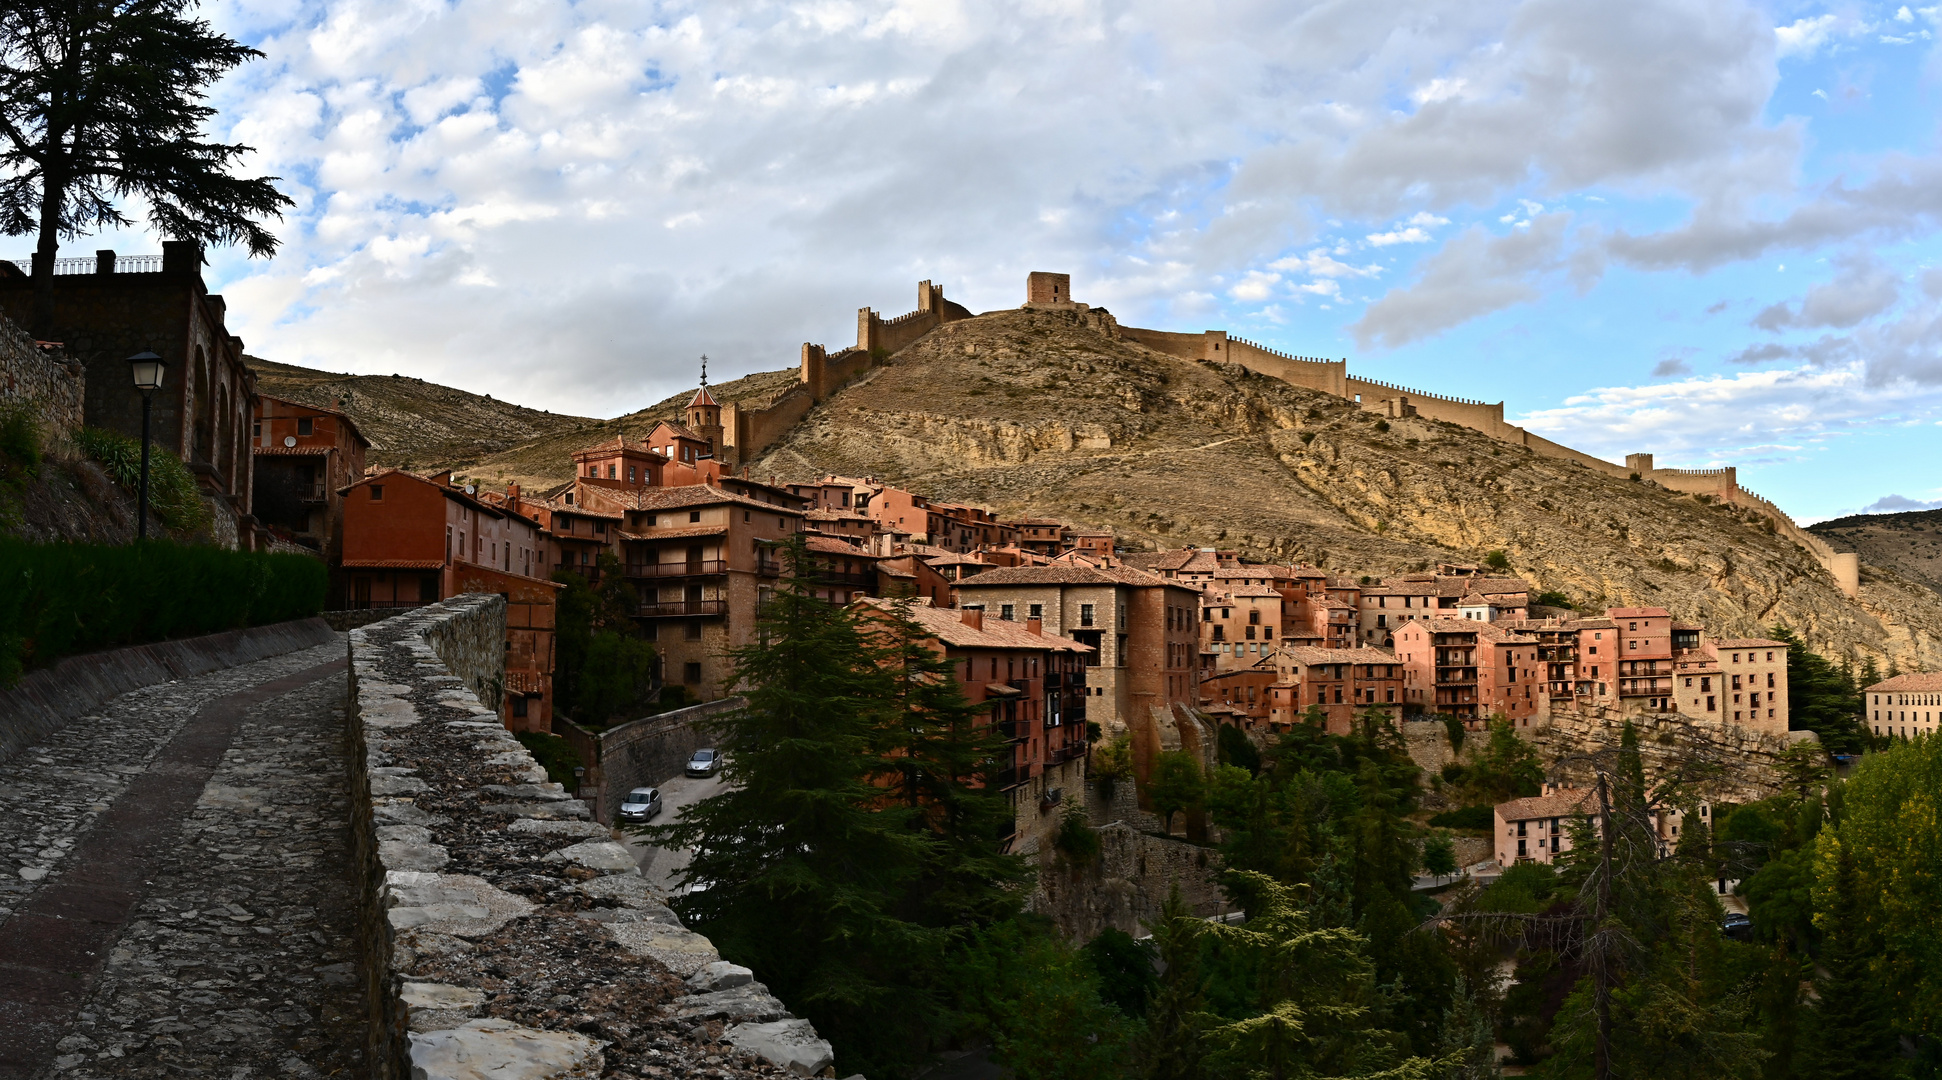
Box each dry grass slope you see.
[747,307,1942,671]
[246,357,797,491]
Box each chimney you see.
[961,607,984,631]
[507,482,521,498]
[1026,618,1042,636]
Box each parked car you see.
[1721,912,1753,941]
[618,787,662,822]
[686,748,722,778]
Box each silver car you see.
[618,787,662,822]
[686,748,722,778]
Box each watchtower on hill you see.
[1026,271,1072,306]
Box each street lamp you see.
[127,351,166,542]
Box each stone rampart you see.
[348,597,834,1080]
[558,696,742,823]
[0,307,81,437]
[0,616,337,765]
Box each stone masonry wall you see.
[348,596,837,1080]
[0,307,81,436]
[558,696,742,824]
[1027,779,1228,940]
[1526,704,1797,804]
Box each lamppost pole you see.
[126,351,167,542]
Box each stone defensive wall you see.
[557,696,742,823]
[722,280,972,467]
[0,616,338,766]
[348,596,835,1079]
[0,308,82,437]
[1528,699,1802,804]
[1115,319,1857,595]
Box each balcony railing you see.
[808,568,874,587]
[627,559,728,578]
[988,766,1025,790]
[756,558,784,577]
[637,600,728,618]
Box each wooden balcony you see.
[627,559,728,579]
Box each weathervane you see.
[699,354,708,387]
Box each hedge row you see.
[0,539,326,685]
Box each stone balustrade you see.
[348,595,836,1080]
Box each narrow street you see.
[617,770,727,896]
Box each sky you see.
[50,0,1942,522]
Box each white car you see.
[686,748,722,778]
[618,787,662,822]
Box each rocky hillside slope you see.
[1811,509,1942,599]
[246,357,796,490]
[746,306,1942,671]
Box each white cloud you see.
[1366,227,1432,246]
[1775,14,1844,58]
[0,0,1891,416]
[1350,214,1580,349]
[1860,493,1942,512]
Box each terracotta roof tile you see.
[854,597,1093,653]
[1868,672,1942,693]
[1497,788,1597,822]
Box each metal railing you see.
[637,600,727,618]
[9,254,165,275]
[756,559,784,577]
[627,559,727,578]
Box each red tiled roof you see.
[1712,638,1789,649]
[618,525,727,541]
[628,484,806,515]
[1497,788,1596,822]
[853,597,1093,653]
[1868,672,1942,693]
[953,563,1178,589]
[341,558,445,569]
[253,445,334,456]
[689,385,720,408]
[1278,645,1401,667]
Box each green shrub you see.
[1055,803,1101,865]
[72,426,211,531]
[0,402,42,475]
[515,730,583,789]
[1427,804,1494,831]
[0,538,325,685]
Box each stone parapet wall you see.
[348,596,835,1080]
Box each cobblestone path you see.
[0,641,367,1078]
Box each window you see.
[1029,603,1043,620]
[744,511,750,522]
[297,416,314,436]
[690,511,701,523]
[686,620,703,641]
[595,521,606,535]
[683,662,702,684]
[369,485,384,501]
[252,422,261,438]
[1080,603,1095,627]
[1706,695,1716,712]
[1001,604,1016,621]
[607,465,617,479]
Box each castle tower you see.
[687,356,725,460]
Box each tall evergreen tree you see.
[1801,844,1900,1080]
[1769,627,1866,753]
[1141,885,1211,1080]
[645,540,939,1077]
[0,0,293,331]
[867,596,1031,929]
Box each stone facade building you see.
[1864,672,1942,740]
[0,244,261,546]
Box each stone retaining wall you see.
[1028,779,1227,940]
[349,596,835,1080]
[559,696,742,824]
[0,616,338,765]
[0,311,81,436]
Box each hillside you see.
[744,306,1942,671]
[1810,509,1942,599]
[246,357,798,490]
